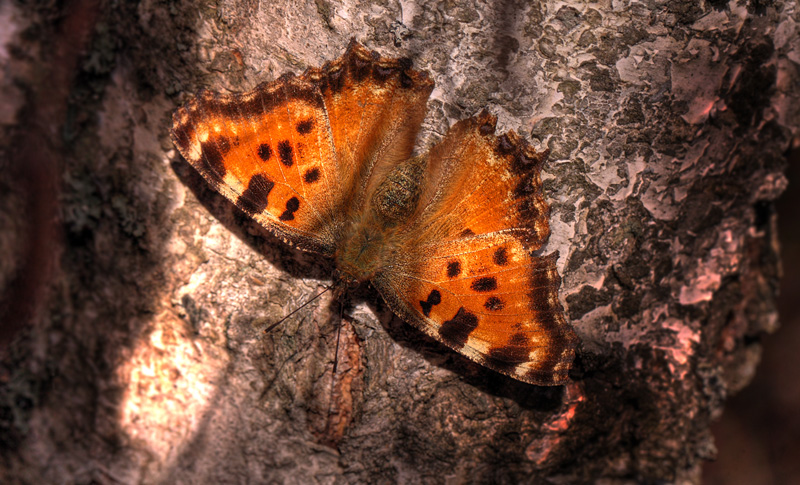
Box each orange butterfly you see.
[171,40,578,385]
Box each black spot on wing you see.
[438,307,478,350]
[493,247,508,266]
[237,174,274,214]
[471,277,497,292]
[485,332,530,373]
[199,137,230,178]
[419,289,441,318]
[257,143,271,161]
[446,261,461,278]
[303,167,320,184]
[278,140,293,167]
[279,196,300,221]
[484,296,504,311]
[296,119,313,134]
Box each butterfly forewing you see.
[171,79,341,253]
[412,111,551,250]
[172,40,435,254]
[307,41,434,211]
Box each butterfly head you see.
[332,268,359,289]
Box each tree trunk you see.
[2,0,798,483]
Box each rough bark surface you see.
[1,0,798,483]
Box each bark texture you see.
[1,0,798,483]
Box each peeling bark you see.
[1,1,798,483]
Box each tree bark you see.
[1,0,798,483]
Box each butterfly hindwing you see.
[376,238,575,385]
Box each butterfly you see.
[171,40,578,385]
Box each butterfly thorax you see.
[335,157,425,282]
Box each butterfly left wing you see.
[373,112,577,385]
[172,40,434,255]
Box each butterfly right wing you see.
[373,112,577,385]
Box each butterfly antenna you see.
[263,285,332,333]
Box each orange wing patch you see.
[411,111,552,250]
[305,42,433,211]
